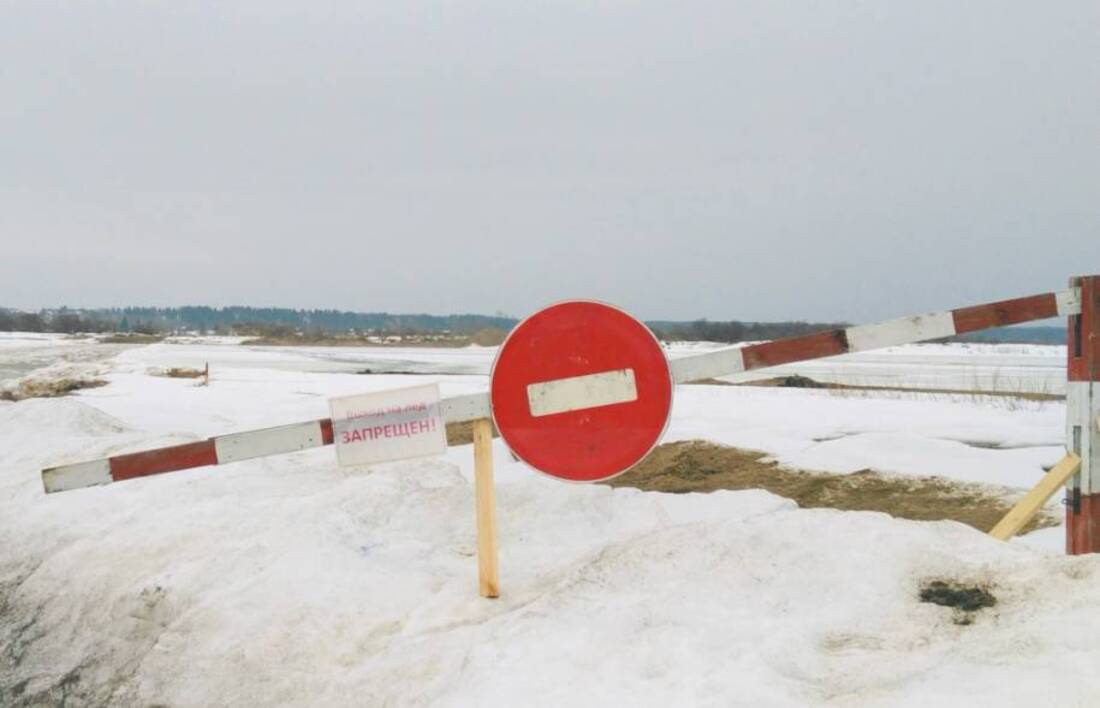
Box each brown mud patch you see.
[606,440,1058,534]
[151,367,206,379]
[919,580,997,625]
[0,378,108,402]
[445,420,500,446]
[98,333,164,344]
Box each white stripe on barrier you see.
[1067,381,1099,494]
[527,369,638,417]
[1058,288,1082,317]
[42,459,112,493]
[214,420,325,464]
[669,347,746,384]
[441,392,492,423]
[845,311,956,352]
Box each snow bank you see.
[2,397,1098,705]
[2,341,1094,705]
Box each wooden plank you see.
[473,418,500,598]
[989,453,1081,541]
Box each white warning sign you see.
[329,383,447,466]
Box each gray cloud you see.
[2,1,1097,322]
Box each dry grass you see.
[689,375,1063,408]
[605,440,1058,534]
[98,333,165,344]
[699,374,1063,400]
[153,367,206,379]
[242,328,509,348]
[467,327,508,346]
[0,378,108,402]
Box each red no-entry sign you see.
[490,301,673,482]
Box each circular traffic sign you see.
[490,301,673,482]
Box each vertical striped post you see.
[1067,275,1100,554]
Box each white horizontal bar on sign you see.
[440,392,492,424]
[1057,288,1082,317]
[42,458,112,494]
[527,368,638,417]
[214,420,325,465]
[845,311,956,353]
[669,347,746,384]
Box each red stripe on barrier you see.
[741,329,849,370]
[952,293,1058,335]
[109,440,219,481]
[1068,276,1100,382]
[320,418,335,445]
[1067,493,1100,554]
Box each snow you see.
[666,385,1063,488]
[1,338,1094,705]
[668,341,1068,395]
[0,333,129,386]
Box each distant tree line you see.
[0,306,518,336]
[646,319,851,343]
[0,307,119,334]
[0,306,1066,344]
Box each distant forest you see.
[0,306,516,337]
[0,305,1067,344]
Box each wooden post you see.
[473,418,499,598]
[203,362,210,387]
[990,452,1081,541]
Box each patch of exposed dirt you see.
[606,440,1058,534]
[0,378,108,402]
[744,374,827,388]
[98,333,164,344]
[242,326,510,348]
[686,375,829,387]
[445,420,500,446]
[152,367,206,379]
[919,580,997,625]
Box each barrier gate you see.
[42,275,1100,579]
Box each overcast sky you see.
[2,1,1096,322]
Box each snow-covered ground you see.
[674,340,1068,395]
[0,332,130,384]
[1,337,1094,706]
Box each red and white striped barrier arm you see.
[41,393,490,493]
[668,288,1081,383]
[42,287,1080,494]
